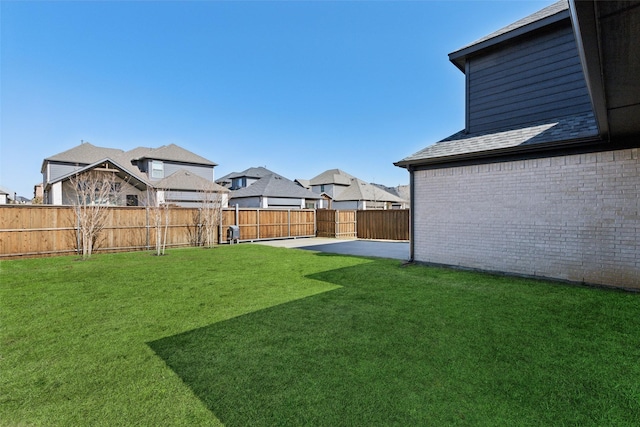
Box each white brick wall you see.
[413,148,640,289]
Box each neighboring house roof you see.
[397,185,410,201]
[155,169,229,192]
[0,186,11,196]
[41,142,124,172]
[334,178,405,203]
[121,146,157,163]
[230,173,321,200]
[134,144,217,166]
[450,0,569,71]
[397,112,598,167]
[108,151,151,184]
[294,179,311,189]
[372,184,410,201]
[217,167,274,182]
[309,169,355,186]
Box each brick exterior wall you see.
[413,148,639,289]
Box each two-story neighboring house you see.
[395,0,640,289]
[41,142,228,207]
[304,169,407,209]
[217,167,320,209]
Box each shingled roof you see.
[155,170,229,192]
[230,173,320,200]
[334,178,405,203]
[396,112,599,167]
[134,144,216,166]
[308,169,355,186]
[217,167,274,183]
[42,142,124,170]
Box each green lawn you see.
[1,245,639,426]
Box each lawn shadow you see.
[147,258,446,426]
[147,256,638,426]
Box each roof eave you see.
[449,10,570,72]
[135,155,218,167]
[394,135,604,169]
[568,0,608,139]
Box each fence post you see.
[288,209,291,237]
[76,212,81,255]
[145,206,150,250]
[197,208,202,247]
[218,207,223,245]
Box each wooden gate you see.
[316,209,357,238]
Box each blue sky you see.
[1,0,554,198]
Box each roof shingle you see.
[309,169,355,186]
[135,144,217,166]
[155,170,229,192]
[230,173,320,200]
[334,178,405,203]
[398,112,599,166]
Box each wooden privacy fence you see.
[0,206,316,259]
[317,209,409,241]
[0,206,407,259]
[357,209,409,241]
[222,208,316,242]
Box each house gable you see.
[465,22,592,133]
[449,0,592,135]
[396,0,600,168]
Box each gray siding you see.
[165,190,204,203]
[230,197,261,208]
[146,160,214,181]
[311,184,346,198]
[267,197,303,208]
[468,25,593,133]
[48,162,84,183]
[163,162,213,181]
[333,200,363,210]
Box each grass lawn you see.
[1,245,639,426]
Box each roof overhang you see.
[569,0,640,139]
[394,135,603,169]
[449,6,570,72]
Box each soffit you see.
[570,0,640,139]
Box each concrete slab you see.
[253,238,410,261]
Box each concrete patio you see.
[254,237,410,261]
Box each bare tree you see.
[144,188,170,256]
[199,182,224,248]
[69,169,123,259]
